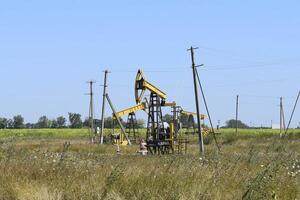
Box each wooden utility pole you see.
[236,95,239,134]
[279,97,287,134]
[100,70,109,144]
[87,80,96,143]
[280,97,282,133]
[188,46,204,155]
[280,97,283,133]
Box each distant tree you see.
[94,119,101,128]
[68,113,83,128]
[180,114,189,128]
[13,115,24,129]
[83,117,90,127]
[162,114,173,125]
[102,117,126,128]
[136,119,145,128]
[225,119,249,129]
[104,117,115,128]
[83,118,101,129]
[7,119,14,128]
[50,119,58,128]
[25,123,34,129]
[56,116,66,128]
[36,116,50,128]
[0,118,8,129]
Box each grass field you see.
[0,128,299,200]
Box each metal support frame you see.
[125,112,138,140]
[171,105,181,138]
[146,93,164,141]
[146,93,173,154]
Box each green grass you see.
[0,128,299,199]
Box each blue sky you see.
[0,0,299,127]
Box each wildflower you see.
[261,165,264,168]
[53,159,56,163]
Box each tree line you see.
[0,113,197,129]
[3,114,287,129]
[0,113,208,129]
[0,113,145,129]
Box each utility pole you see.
[271,120,273,129]
[188,46,204,155]
[86,80,96,143]
[236,95,239,134]
[280,97,283,133]
[279,97,286,134]
[100,70,109,144]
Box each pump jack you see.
[107,68,206,153]
[113,100,148,144]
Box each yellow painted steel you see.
[143,81,167,99]
[163,101,176,107]
[114,103,146,118]
[135,69,167,104]
[181,110,206,120]
[170,122,174,148]
[113,134,128,146]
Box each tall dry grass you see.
[0,129,299,199]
